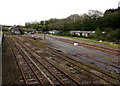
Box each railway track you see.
[48,36,120,56]
[40,47,120,84]
[14,35,119,85]
[46,48,120,80]
[76,53,120,69]
[8,35,81,85]
[47,36,120,70]
[8,38,44,85]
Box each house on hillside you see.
[27,29,36,34]
[70,31,95,37]
[11,26,24,34]
[14,29,21,34]
[49,30,59,34]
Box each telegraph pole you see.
[43,32,46,40]
[43,20,46,40]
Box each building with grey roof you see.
[70,31,95,37]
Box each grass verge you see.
[53,34,119,49]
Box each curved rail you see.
[8,36,45,85]
[15,36,118,85]
[76,53,120,69]
[11,46,28,86]
[49,36,119,56]
[12,36,81,85]
[23,35,120,82]
[46,48,120,81]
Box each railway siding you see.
[4,34,119,85]
[16,35,119,84]
[38,35,119,73]
[9,35,81,85]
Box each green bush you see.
[105,29,120,43]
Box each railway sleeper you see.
[27,78,36,82]
[20,79,24,82]
[61,78,68,81]
[26,75,32,79]
[55,73,66,77]
[23,72,30,75]
[28,81,38,84]
[22,67,30,70]
[22,72,30,76]
[27,78,38,83]
[55,71,62,74]
[70,70,77,74]
[22,66,29,69]
[62,79,71,84]
[20,76,24,83]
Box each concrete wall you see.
[0,38,2,86]
[0,27,2,85]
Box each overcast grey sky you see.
[0,0,119,25]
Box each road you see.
[28,34,119,73]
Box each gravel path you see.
[2,36,21,85]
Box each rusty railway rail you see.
[45,48,120,81]
[10,45,28,86]
[16,41,72,85]
[48,36,120,56]
[14,35,119,85]
[10,35,81,85]
[76,53,120,69]
[9,36,64,85]
[44,47,120,84]
[7,36,45,85]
